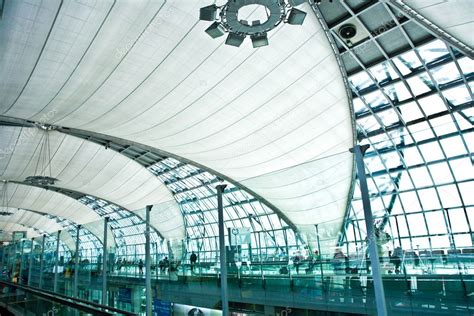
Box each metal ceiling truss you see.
[313,0,473,250]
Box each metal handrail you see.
[0,280,138,316]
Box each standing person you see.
[391,247,403,274]
[414,251,420,267]
[314,250,321,262]
[307,250,320,274]
[293,253,301,274]
[163,257,169,274]
[116,258,122,273]
[138,259,144,274]
[190,252,197,272]
[332,248,346,275]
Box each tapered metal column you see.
[102,217,109,305]
[27,238,34,286]
[73,225,81,297]
[350,145,387,316]
[19,240,25,284]
[257,232,263,278]
[1,245,6,274]
[9,242,15,279]
[39,235,46,289]
[315,224,324,281]
[216,184,228,315]
[53,230,61,292]
[145,205,153,316]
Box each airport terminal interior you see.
[0,0,472,315]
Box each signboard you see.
[117,288,132,304]
[153,299,172,316]
[12,231,26,241]
[173,304,221,316]
[230,227,251,246]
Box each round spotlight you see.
[339,24,357,39]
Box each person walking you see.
[190,252,197,272]
[391,247,403,274]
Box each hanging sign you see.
[230,227,251,245]
[12,231,26,241]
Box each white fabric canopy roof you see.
[402,0,474,49]
[0,222,43,242]
[0,182,114,247]
[0,126,184,240]
[0,208,76,250]
[0,0,354,247]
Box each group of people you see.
[388,246,403,274]
[291,250,321,274]
[111,253,199,275]
[332,246,407,275]
[158,257,170,273]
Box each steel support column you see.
[0,244,6,274]
[27,238,34,286]
[19,240,25,284]
[351,145,387,316]
[102,217,109,305]
[53,230,61,292]
[8,242,15,278]
[73,225,81,297]
[39,235,46,289]
[145,205,152,316]
[216,184,228,315]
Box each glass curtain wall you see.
[149,158,303,268]
[341,38,473,275]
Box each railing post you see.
[53,230,61,292]
[39,235,46,289]
[102,217,109,306]
[216,184,228,315]
[350,145,387,316]
[145,205,153,316]
[73,225,81,297]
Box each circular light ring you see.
[222,0,285,35]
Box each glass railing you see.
[1,226,473,315]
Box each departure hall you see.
[0,0,473,315]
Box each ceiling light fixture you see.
[200,0,308,48]
[25,127,58,187]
